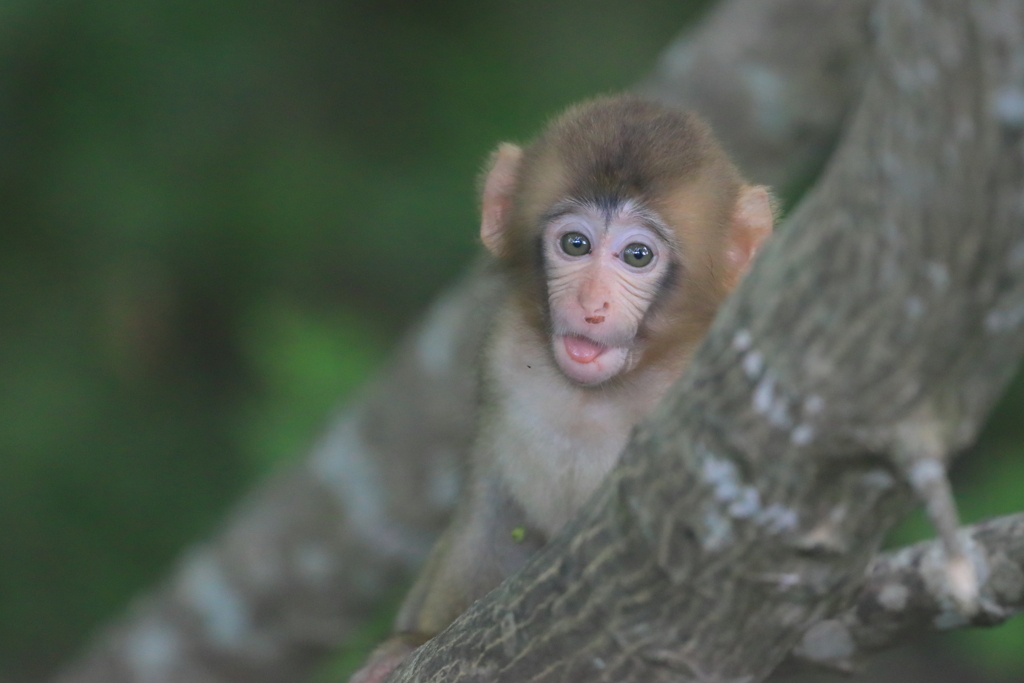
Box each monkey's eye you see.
[622,243,654,268]
[560,232,591,257]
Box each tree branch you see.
[792,512,1024,671]
[51,267,504,683]
[385,0,1024,680]
[638,0,873,192]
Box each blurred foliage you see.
[0,1,1022,681]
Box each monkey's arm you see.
[397,468,545,635]
[350,470,544,683]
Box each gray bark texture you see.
[49,0,1024,682]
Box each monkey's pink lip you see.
[562,335,609,364]
[553,335,631,385]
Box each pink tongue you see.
[563,336,607,364]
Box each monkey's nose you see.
[578,286,611,317]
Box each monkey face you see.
[478,98,774,389]
[542,201,674,385]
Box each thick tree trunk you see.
[51,1,1024,682]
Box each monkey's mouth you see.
[554,334,631,385]
[562,335,610,363]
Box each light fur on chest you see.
[482,306,672,537]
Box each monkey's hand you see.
[348,634,425,683]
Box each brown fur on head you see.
[480,94,772,386]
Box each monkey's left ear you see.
[480,143,523,258]
[725,185,774,284]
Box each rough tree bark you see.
[49,0,1024,682]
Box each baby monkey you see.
[351,94,773,683]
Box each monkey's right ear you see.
[480,143,523,258]
[724,184,774,287]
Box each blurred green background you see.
[0,1,1021,681]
